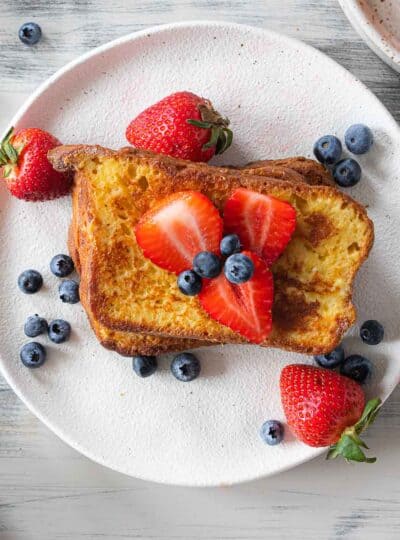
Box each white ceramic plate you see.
[338,0,400,72]
[1,21,400,487]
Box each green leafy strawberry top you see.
[327,398,382,463]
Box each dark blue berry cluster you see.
[313,124,373,188]
[177,233,254,296]
[18,254,78,368]
[313,320,384,383]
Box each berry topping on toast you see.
[135,190,223,275]
[199,251,273,343]
[224,188,296,266]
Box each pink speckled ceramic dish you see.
[339,0,400,72]
[1,21,400,486]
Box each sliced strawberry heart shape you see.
[199,251,274,344]
[223,188,296,266]
[135,191,223,275]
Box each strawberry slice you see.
[223,188,296,266]
[199,251,273,343]
[135,191,223,274]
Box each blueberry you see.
[345,124,373,155]
[340,355,373,384]
[50,254,74,277]
[314,344,345,369]
[177,270,202,296]
[260,420,284,446]
[18,269,43,294]
[224,253,254,284]
[313,135,342,165]
[59,279,80,303]
[133,355,158,378]
[20,342,46,368]
[193,251,222,278]
[220,234,241,257]
[333,158,361,188]
[24,315,48,338]
[360,320,384,345]
[18,22,42,46]
[48,319,71,344]
[171,352,201,382]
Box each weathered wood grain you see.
[1,1,399,539]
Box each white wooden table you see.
[1,1,400,538]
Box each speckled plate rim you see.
[338,0,400,73]
[1,21,399,487]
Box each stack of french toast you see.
[48,145,373,357]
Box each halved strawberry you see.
[223,188,296,266]
[135,191,223,274]
[199,251,273,343]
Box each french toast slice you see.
[68,156,332,356]
[50,145,373,355]
[68,164,204,356]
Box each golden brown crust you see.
[50,145,333,186]
[50,145,373,356]
[241,156,334,186]
[68,152,335,356]
[72,169,204,356]
[303,213,337,247]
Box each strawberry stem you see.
[326,398,382,463]
[187,101,233,155]
[0,126,25,179]
[0,127,14,166]
[0,126,24,178]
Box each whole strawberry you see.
[0,127,71,201]
[126,91,233,162]
[280,364,381,463]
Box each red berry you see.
[199,251,273,343]
[126,91,232,162]
[280,364,365,447]
[135,190,223,275]
[0,127,71,201]
[224,188,296,266]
